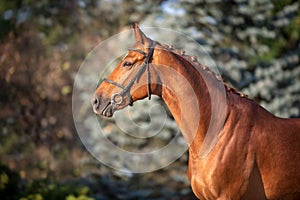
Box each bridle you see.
[102,41,156,106]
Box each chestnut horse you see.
[92,24,300,200]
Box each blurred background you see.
[0,0,299,199]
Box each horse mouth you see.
[101,102,114,117]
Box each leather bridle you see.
[102,41,156,106]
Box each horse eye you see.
[123,61,133,68]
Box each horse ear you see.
[131,23,152,47]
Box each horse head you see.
[92,24,159,117]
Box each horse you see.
[91,24,300,200]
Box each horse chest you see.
[187,148,253,200]
[189,158,231,199]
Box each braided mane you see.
[160,43,247,98]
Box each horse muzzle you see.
[91,93,132,117]
[91,95,114,117]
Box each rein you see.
[102,41,156,106]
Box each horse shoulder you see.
[254,115,300,199]
[189,106,258,199]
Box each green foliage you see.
[255,36,286,63]
[0,164,94,200]
[66,194,94,200]
[283,14,300,46]
[272,0,296,13]
[256,8,300,64]
[20,194,43,200]
[21,179,94,200]
[0,165,21,200]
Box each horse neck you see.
[152,48,229,157]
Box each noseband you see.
[102,41,156,106]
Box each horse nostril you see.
[91,96,100,109]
